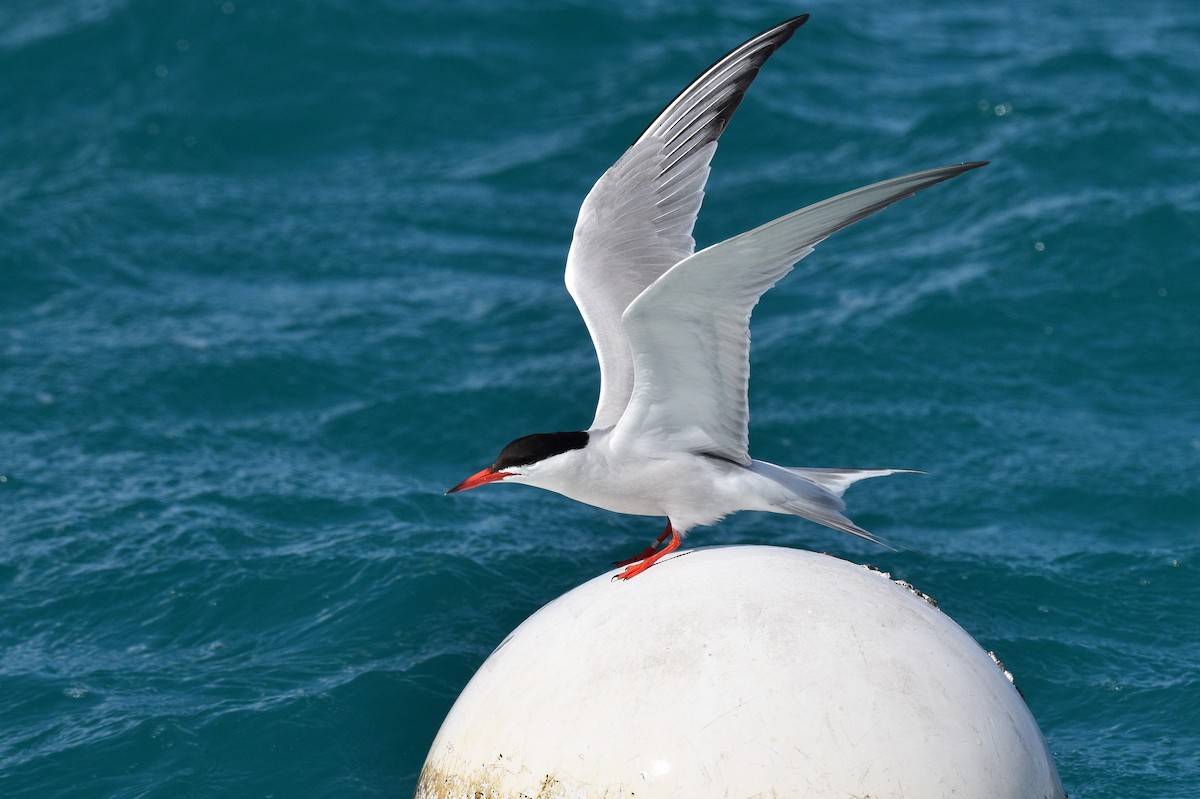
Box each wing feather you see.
[610,162,988,463]
[565,17,808,430]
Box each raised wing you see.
[565,16,808,431]
[610,162,988,464]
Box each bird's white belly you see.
[539,453,771,530]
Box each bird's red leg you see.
[612,522,673,567]
[615,522,681,580]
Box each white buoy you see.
[415,546,1064,798]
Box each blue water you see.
[2,1,1198,796]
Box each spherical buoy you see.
[415,546,1064,798]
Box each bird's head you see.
[446,431,589,494]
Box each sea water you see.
[2,1,1198,796]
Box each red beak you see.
[446,468,513,495]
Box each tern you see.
[448,15,985,579]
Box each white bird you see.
[448,15,985,579]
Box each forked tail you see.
[751,462,918,548]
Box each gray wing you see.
[565,16,808,430]
[610,162,988,464]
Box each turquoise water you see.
[2,1,1198,796]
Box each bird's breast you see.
[542,450,751,528]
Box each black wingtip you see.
[639,16,815,166]
[756,15,810,50]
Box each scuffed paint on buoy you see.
[415,546,1064,799]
